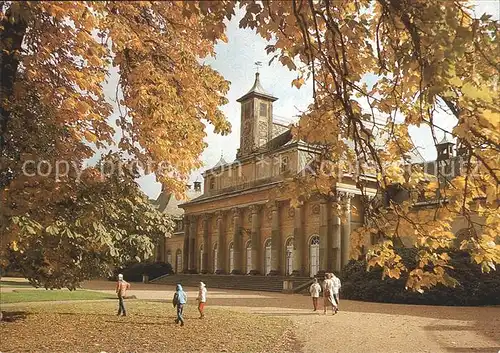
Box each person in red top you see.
[116,274,130,316]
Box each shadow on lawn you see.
[0,311,30,322]
[104,319,173,326]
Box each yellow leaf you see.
[84,131,97,143]
[291,77,305,89]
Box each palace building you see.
[155,72,378,277]
[155,73,484,278]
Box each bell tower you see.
[436,133,455,162]
[236,72,278,158]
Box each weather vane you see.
[254,61,262,73]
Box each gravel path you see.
[83,280,500,353]
[3,279,500,353]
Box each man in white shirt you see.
[331,273,342,312]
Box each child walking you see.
[172,283,187,327]
[309,278,322,311]
[116,274,130,316]
[197,281,207,319]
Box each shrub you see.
[110,261,174,282]
[341,248,500,306]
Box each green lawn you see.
[0,289,113,304]
[0,279,35,288]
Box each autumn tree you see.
[0,1,235,288]
[238,0,499,291]
[9,153,174,289]
[1,0,498,295]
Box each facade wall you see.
[164,234,184,273]
[160,182,386,277]
[167,187,368,276]
[157,73,492,278]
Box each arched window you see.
[175,249,182,273]
[285,237,294,276]
[213,243,218,274]
[264,238,272,275]
[309,235,320,277]
[245,240,252,274]
[166,251,172,266]
[199,244,204,273]
[229,242,234,274]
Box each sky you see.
[97,1,500,200]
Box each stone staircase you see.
[151,273,313,293]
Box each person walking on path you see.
[323,273,337,315]
[173,283,188,326]
[332,273,342,313]
[197,281,207,319]
[309,278,322,311]
[115,274,130,316]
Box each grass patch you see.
[0,289,112,304]
[0,301,297,352]
[0,279,35,288]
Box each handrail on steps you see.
[292,278,314,294]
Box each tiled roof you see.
[155,188,202,217]
[236,73,278,102]
[212,157,228,169]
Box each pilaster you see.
[182,216,190,273]
[249,204,261,275]
[188,215,197,273]
[332,209,341,272]
[215,211,225,274]
[340,192,354,268]
[318,198,329,276]
[202,214,210,274]
[291,206,304,276]
[231,207,242,274]
[269,201,280,276]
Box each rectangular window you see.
[244,102,252,119]
[259,102,267,117]
[209,177,215,190]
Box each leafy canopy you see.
[0,1,233,288]
[1,1,499,291]
[237,0,499,291]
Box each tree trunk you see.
[0,273,3,321]
[0,5,28,293]
[0,4,28,156]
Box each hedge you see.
[110,261,174,282]
[341,248,500,306]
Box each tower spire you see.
[254,61,262,73]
